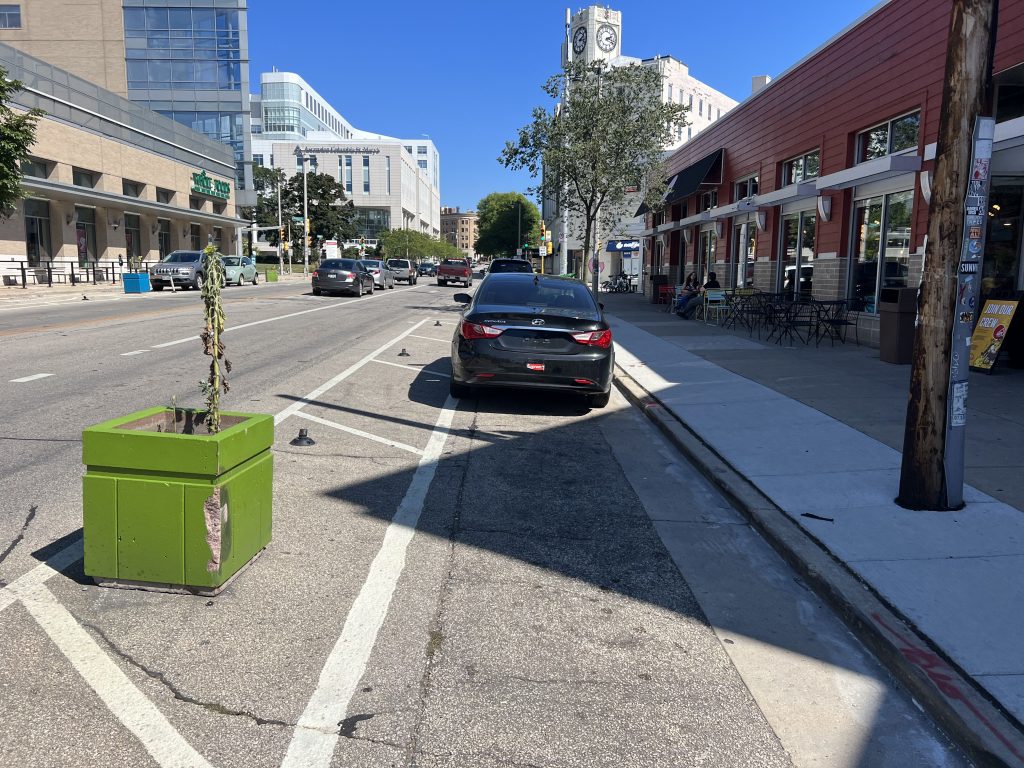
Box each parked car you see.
[149,250,208,291]
[312,258,375,296]
[358,259,395,289]
[418,262,437,277]
[222,255,258,286]
[449,273,613,408]
[486,258,535,274]
[438,258,473,287]
[386,258,418,284]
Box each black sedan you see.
[311,259,375,296]
[450,273,613,408]
[486,258,535,274]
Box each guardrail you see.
[1,259,156,288]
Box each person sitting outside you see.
[679,271,722,319]
[673,272,699,314]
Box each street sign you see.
[516,248,522,256]
[291,216,304,224]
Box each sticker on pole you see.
[950,382,968,427]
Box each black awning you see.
[634,200,650,217]
[663,148,723,204]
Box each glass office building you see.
[123,2,253,204]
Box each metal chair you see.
[699,289,729,325]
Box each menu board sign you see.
[969,299,1018,371]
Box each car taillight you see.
[313,271,320,278]
[460,320,503,340]
[571,329,612,348]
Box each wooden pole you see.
[897,0,998,510]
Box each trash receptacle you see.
[879,287,918,364]
[122,272,151,294]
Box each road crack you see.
[82,620,291,728]
[0,505,37,582]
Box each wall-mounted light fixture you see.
[682,227,692,245]
[817,195,833,222]
[65,211,76,226]
[755,210,768,233]
[182,226,190,238]
[110,217,121,231]
[919,170,933,205]
[151,223,158,235]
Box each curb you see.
[613,363,1024,768]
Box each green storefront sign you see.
[191,170,232,201]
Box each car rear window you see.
[387,259,410,268]
[321,259,356,270]
[476,279,597,312]
[489,260,533,273]
[442,259,468,265]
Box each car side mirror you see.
[599,302,605,310]
[453,293,471,304]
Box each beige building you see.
[440,207,478,260]
[0,41,242,283]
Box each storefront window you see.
[697,227,716,282]
[779,211,816,298]
[857,112,920,163]
[157,219,171,258]
[190,223,202,250]
[124,213,142,264]
[783,150,820,185]
[75,206,97,266]
[732,219,756,288]
[984,186,1023,300]
[24,198,51,267]
[850,191,912,312]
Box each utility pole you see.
[558,7,571,277]
[898,0,998,510]
[276,173,283,275]
[517,199,522,257]
[296,147,311,276]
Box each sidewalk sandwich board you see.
[969,299,1018,372]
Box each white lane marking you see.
[120,350,150,356]
[370,359,451,378]
[275,320,429,426]
[281,397,457,768]
[13,581,214,768]
[293,411,424,456]
[0,539,83,616]
[152,284,424,349]
[406,334,448,343]
[9,373,54,383]
[0,295,128,312]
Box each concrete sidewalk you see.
[601,291,1024,767]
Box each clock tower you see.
[563,6,622,66]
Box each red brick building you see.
[644,0,1024,344]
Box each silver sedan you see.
[358,259,395,289]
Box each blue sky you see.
[248,1,881,212]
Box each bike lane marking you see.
[280,395,457,768]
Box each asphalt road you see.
[0,277,969,767]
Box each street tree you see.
[280,171,357,260]
[0,67,43,215]
[474,191,540,257]
[379,228,463,262]
[245,165,285,245]
[501,59,686,292]
[898,0,998,510]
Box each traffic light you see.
[546,241,553,255]
[279,227,285,242]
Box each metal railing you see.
[1,259,156,289]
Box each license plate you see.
[526,363,545,372]
[327,273,337,278]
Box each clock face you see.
[597,24,617,52]
[572,26,587,55]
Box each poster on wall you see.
[76,224,87,260]
[969,299,1018,372]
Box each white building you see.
[548,6,738,273]
[250,71,440,239]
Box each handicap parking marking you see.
[9,373,55,383]
[293,411,425,456]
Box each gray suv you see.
[149,250,209,291]
[386,258,417,284]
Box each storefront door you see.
[984,184,1024,301]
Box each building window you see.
[189,196,204,210]
[717,108,721,120]
[212,226,223,249]
[124,213,142,262]
[21,158,49,178]
[699,189,717,212]
[698,99,703,116]
[74,207,97,267]
[252,154,264,167]
[24,199,51,267]
[417,146,427,155]
[157,219,171,257]
[731,219,756,288]
[190,223,202,250]
[782,150,821,185]
[213,201,226,215]
[344,155,352,193]
[362,156,370,193]
[733,175,758,201]
[156,188,175,204]
[386,156,391,195]
[0,4,21,28]
[73,168,97,188]
[850,190,912,312]
[856,111,920,163]
[779,211,816,298]
[667,84,673,102]
[417,159,427,170]
[352,207,390,238]
[697,227,716,282]
[404,145,412,154]
[122,179,143,198]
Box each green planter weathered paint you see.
[82,407,273,593]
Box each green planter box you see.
[265,268,278,282]
[82,407,274,594]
